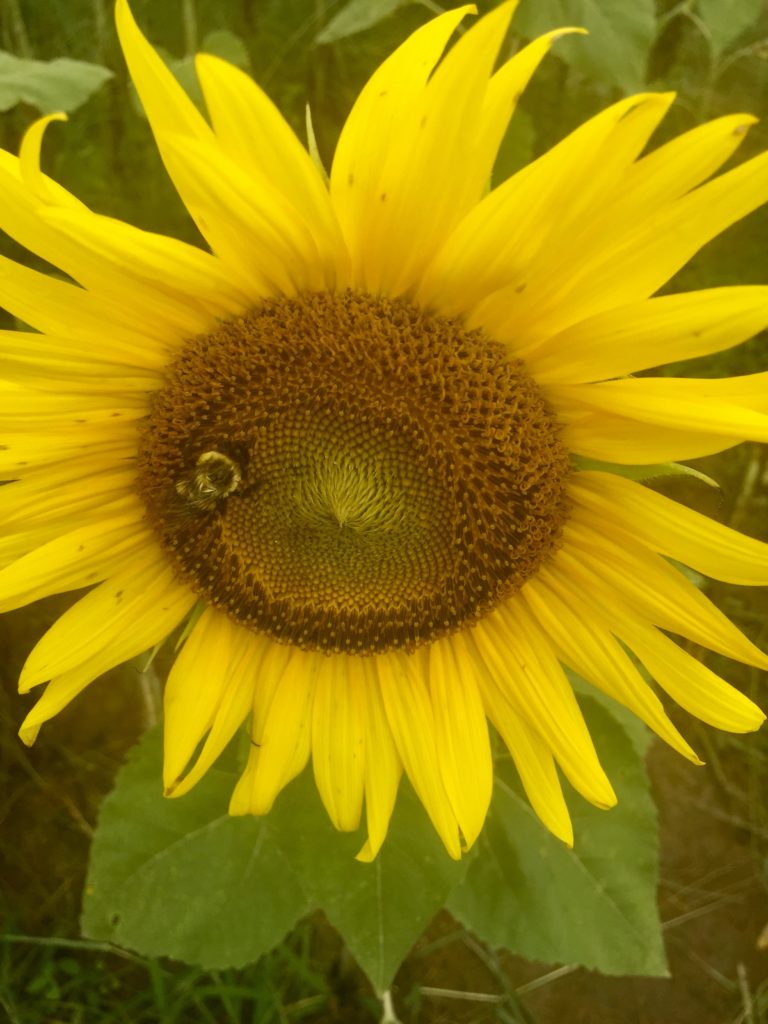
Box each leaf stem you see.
[380,989,402,1023]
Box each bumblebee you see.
[174,450,241,514]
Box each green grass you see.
[0,918,385,1024]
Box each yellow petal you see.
[514,148,768,342]
[19,555,195,691]
[0,156,246,339]
[472,653,573,845]
[618,616,766,733]
[474,603,616,809]
[330,4,476,293]
[229,647,319,816]
[0,379,147,419]
[572,470,768,585]
[558,525,768,670]
[356,658,402,862]
[642,370,768,413]
[621,112,757,205]
[377,651,462,859]
[522,575,701,763]
[18,567,195,744]
[115,0,213,144]
[541,558,765,734]
[547,378,768,442]
[169,628,271,800]
[0,505,148,611]
[18,113,72,203]
[0,494,134,563]
[195,52,349,286]
[0,522,77,570]
[0,405,140,434]
[228,641,293,813]
[429,633,493,848]
[311,654,366,832]
[0,253,171,366]
[249,642,293,743]
[561,411,737,463]
[0,330,162,388]
[159,133,321,294]
[420,93,673,318]
[359,1,517,295]
[0,436,135,481]
[116,1,322,297]
[163,607,242,792]
[531,287,768,384]
[40,206,252,322]
[478,28,586,198]
[18,660,116,746]
[506,114,759,354]
[163,611,269,798]
[554,371,768,465]
[0,459,135,532]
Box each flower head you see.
[3,0,767,859]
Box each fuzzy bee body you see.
[174,450,242,515]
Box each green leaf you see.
[0,53,113,114]
[514,0,657,92]
[566,672,652,760]
[83,705,664,982]
[698,0,765,56]
[447,698,668,977]
[572,456,719,488]
[493,109,536,185]
[269,770,467,994]
[81,727,309,969]
[316,0,412,44]
[306,104,329,182]
[82,726,464,988]
[201,29,251,69]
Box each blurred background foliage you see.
[1,0,768,1022]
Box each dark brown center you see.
[137,291,571,654]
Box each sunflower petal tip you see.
[18,669,43,693]
[596,787,618,810]
[227,795,249,817]
[752,708,767,730]
[355,841,375,863]
[550,26,589,41]
[681,742,705,767]
[733,116,759,135]
[18,723,39,746]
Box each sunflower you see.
[3,0,767,862]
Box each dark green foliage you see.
[81,701,662,987]
[448,699,667,977]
